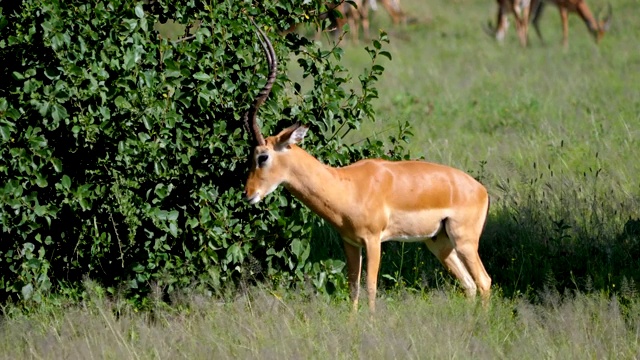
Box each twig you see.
[171,34,197,44]
[109,212,126,269]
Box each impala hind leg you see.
[343,241,363,311]
[425,232,477,297]
[445,220,492,302]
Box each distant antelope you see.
[244,21,492,312]
[487,0,534,47]
[530,0,612,48]
[282,0,406,43]
[370,0,406,26]
[279,0,369,43]
[487,0,612,47]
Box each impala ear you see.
[289,124,309,144]
[275,123,309,150]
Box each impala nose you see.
[245,190,261,205]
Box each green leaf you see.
[51,104,68,122]
[134,4,144,19]
[34,205,47,216]
[193,72,212,81]
[61,175,71,190]
[379,51,392,60]
[291,239,303,258]
[21,284,34,300]
[36,175,48,188]
[169,222,178,237]
[372,64,385,73]
[51,158,62,172]
[167,210,179,221]
[0,126,10,140]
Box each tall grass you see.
[2,284,639,359]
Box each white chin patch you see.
[264,184,279,197]
[248,194,262,205]
[247,184,279,205]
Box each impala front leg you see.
[365,239,382,313]
[494,3,509,41]
[560,6,569,48]
[343,241,362,311]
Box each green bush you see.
[0,0,411,305]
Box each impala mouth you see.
[246,193,262,205]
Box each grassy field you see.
[352,0,639,187]
[3,0,640,358]
[1,283,639,359]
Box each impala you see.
[244,22,492,312]
[282,0,405,43]
[529,0,612,48]
[280,0,370,43]
[487,0,612,47]
[370,0,406,27]
[487,0,535,47]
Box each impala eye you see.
[257,154,269,167]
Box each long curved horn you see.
[244,18,277,147]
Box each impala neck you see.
[281,146,350,228]
[575,2,600,33]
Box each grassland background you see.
[3,0,640,358]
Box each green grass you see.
[2,283,639,359]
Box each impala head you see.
[245,124,309,204]
[243,20,309,205]
[592,3,612,43]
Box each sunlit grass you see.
[333,0,640,194]
[2,284,639,359]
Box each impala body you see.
[245,126,492,311]
[489,0,611,47]
[243,21,491,312]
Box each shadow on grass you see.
[481,194,640,300]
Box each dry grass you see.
[1,286,639,359]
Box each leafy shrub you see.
[0,0,411,304]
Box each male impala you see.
[488,0,612,47]
[529,0,612,48]
[244,22,492,312]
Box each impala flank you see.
[244,21,491,312]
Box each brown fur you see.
[490,0,612,47]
